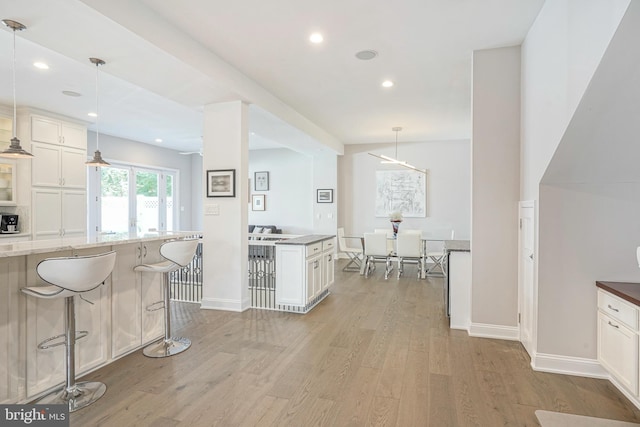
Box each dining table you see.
[355,232,449,278]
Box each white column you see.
[200,101,250,311]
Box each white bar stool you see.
[21,251,117,412]
[134,238,199,358]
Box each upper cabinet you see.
[0,162,16,206]
[31,115,86,149]
[29,115,87,189]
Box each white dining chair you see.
[337,227,363,272]
[426,229,455,276]
[364,233,393,279]
[374,228,395,253]
[396,232,423,279]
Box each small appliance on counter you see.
[0,213,19,233]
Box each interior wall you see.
[312,152,338,235]
[520,0,630,201]
[538,184,640,358]
[471,46,521,329]
[90,131,194,231]
[338,140,470,239]
[248,148,313,234]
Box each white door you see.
[518,201,535,357]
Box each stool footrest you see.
[37,330,89,350]
[146,300,165,312]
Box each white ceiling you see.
[0,0,544,153]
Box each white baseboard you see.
[468,322,520,341]
[531,352,609,378]
[200,297,250,312]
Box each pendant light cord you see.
[11,26,17,140]
[95,61,100,151]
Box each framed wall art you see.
[207,169,236,197]
[254,171,269,191]
[317,189,333,203]
[252,194,265,211]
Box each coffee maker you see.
[0,213,19,233]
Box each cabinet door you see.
[25,251,72,397]
[32,189,62,239]
[598,312,638,394]
[111,243,142,358]
[60,123,86,149]
[323,252,335,290]
[31,143,61,187]
[140,240,165,344]
[0,257,23,403]
[60,148,86,188]
[306,256,321,303]
[31,116,60,145]
[275,245,305,306]
[72,247,110,376]
[0,162,16,206]
[61,190,86,237]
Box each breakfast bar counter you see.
[0,231,195,404]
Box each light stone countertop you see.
[275,234,335,246]
[444,240,470,252]
[0,231,198,257]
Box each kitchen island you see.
[0,231,195,404]
[275,234,335,312]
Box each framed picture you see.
[254,171,269,191]
[317,189,333,203]
[206,169,236,197]
[252,194,265,211]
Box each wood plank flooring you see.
[71,261,640,426]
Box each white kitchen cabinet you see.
[306,255,322,303]
[31,142,86,189]
[275,236,335,311]
[597,288,640,397]
[0,256,24,403]
[0,162,17,206]
[111,241,165,358]
[31,115,86,149]
[32,188,86,239]
[24,248,109,397]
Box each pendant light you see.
[368,127,425,173]
[85,57,110,167]
[0,19,34,159]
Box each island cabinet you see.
[596,282,640,407]
[111,240,164,358]
[275,235,335,312]
[0,231,189,403]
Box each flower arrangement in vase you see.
[389,211,403,237]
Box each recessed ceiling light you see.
[309,33,323,44]
[355,50,378,60]
[155,138,162,143]
[33,62,49,70]
[87,112,97,117]
[382,80,394,88]
[62,90,81,97]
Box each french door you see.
[89,165,177,234]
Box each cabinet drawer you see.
[322,238,335,252]
[597,312,638,394]
[306,242,322,258]
[598,290,638,331]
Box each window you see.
[88,164,178,234]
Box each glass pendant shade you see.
[0,19,34,159]
[86,57,110,167]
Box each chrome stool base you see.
[36,381,106,413]
[143,336,191,358]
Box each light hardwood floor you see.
[71,261,640,426]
